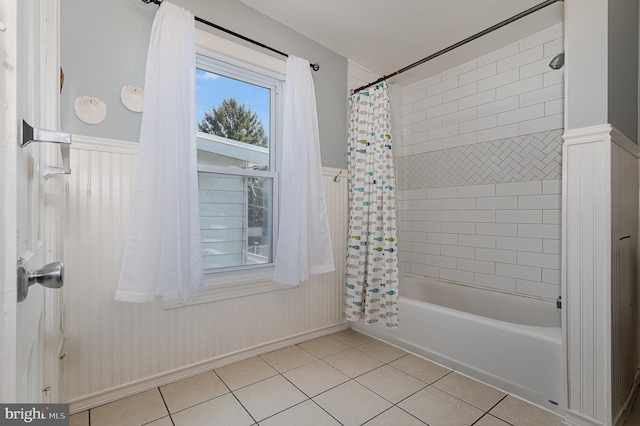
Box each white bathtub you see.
[352,275,564,414]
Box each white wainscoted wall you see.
[562,126,639,426]
[395,23,564,302]
[63,135,348,412]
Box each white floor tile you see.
[356,365,427,404]
[80,333,569,426]
[215,356,278,390]
[398,386,484,426]
[330,329,374,347]
[297,336,351,359]
[159,370,229,413]
[144,417,173,426]
[69,411,89,426]
[314,380,392,426]
[489,395,564,426]
[356,340,408,363]
[433,371,506,410]
[390,354,451,383]
[474,414,512,426]
[283,360,350,397]
[259,400,341,426]
[323,348,383,378]
[171,393,254,426]
[89,388,168,426]
[363,407,426,425]
[260,345,318,373]
[233,375,307,421]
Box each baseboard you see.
[563,409,606,426]
[69,322,348,414]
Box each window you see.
[164,29,290,308]
[196,57,280,274]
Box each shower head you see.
[549,53,564,70]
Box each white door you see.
[0,0,63,403]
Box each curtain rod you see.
[141,0,320,71]
[352,0,563,94]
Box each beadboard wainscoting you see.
[63,135,348,413]
[562,126,640,426]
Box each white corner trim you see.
[562,123,612,146]
[611,127,640,159]
[71,134,138,155]
[321,166,346,178]
[68,322,348,414]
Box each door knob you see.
[17,258,64,303]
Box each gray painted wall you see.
[608,0,639,142]
[60,0,348,168]
[565,0,639,141]
[565,0,609,131]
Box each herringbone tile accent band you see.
[397,129,563,190]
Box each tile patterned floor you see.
[70,329,566,426]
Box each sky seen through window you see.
[196,69,270,135]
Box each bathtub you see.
[352,275,564,414]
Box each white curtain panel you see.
[344,83,399,328]
[272,56,334,286]
[116,2,202,302]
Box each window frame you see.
[165,30,290,309]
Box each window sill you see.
[164,269,294,309]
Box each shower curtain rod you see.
[141,0,320,71]
[352,0,563,94]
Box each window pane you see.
[196,69,271,170]
[199,172,273,270]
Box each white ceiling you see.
[238,0,564,87]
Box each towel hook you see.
[334,170,343,183]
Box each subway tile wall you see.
[397,180,561,300]
[398,23,564,301]
[398,23,564,157]
[347,23,563,301]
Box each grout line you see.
[252,398,312,424]
[308,398,344,426]
[270,362,345,425]
[154,386,176,426]
[229,390,258,425]
[395,405,430,425]
[469,394,512,426]
[213,369,259,424]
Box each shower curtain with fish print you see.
[345,82,399,328]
